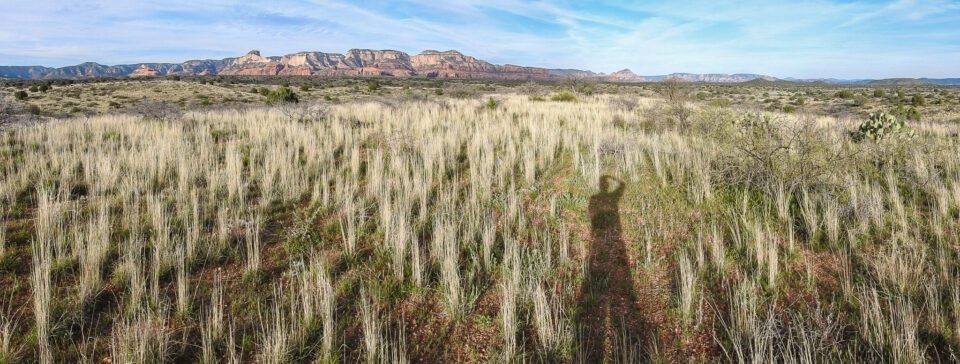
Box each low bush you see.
[551,91,576,102]
[835,90,854,99]
[266,86,299,105]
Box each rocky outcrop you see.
[410,50,550,79]
[605,69,647,82]
[665,73,777,83]
[0,49,783,83]
[219,49,553,79]
[129,64,160,77]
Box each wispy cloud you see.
[0,0,957,78]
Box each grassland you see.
[0,79,960,363]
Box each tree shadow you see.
[576,175,648,362]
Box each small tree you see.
[658,77,691,127]
[38,84,50,93]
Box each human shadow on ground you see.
[576,175,649,362]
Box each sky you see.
[1,0,958,79]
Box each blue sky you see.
[1,0,958,78]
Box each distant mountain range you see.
[1,49,957,85]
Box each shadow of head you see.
[597,175,624,196]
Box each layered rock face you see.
[0,49,569,80]
[410,50,550,79]
[605,69,648,82]
[217,49,542,79]
[0,49,782,83]
[129,65,160,77]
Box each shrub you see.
[852,95,868,107]
[266,86,299,105]
[708,98,731,108]
[29,85,39,93]
[38,84,49,93]
[853,112,915,142]
[14,91,28,100]
[485,97,499,110]
[910,94,925,107]
[835,90,854,99]
[873,89,885,98]
[367,80,381,92]
[133,101,181,122]
[447,89,476,99]
[658,78,691,126]
[258,87,270,96]
[299,85,311,92]
[714,112,848,192]
[550,91,576,102]
[892,105,921,121]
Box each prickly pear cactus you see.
[855,112,915,142]
[733,112,773,132]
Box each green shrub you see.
[485,97,499,110]
[708,98,731,108]
[299,85,311,92]
[265,86,299,105]
[14,90,28,100]
[893,105,921,121]
[551,91,577,102]
[367,80,381,92]
[835,90,854,99]
[28,85,39,93]
[911,94,925,106]
[873,89,885,98]
[258,87,270,96]
[38,84,49,92]
[448,89,475,99]
[528,95,545,102]
[853,112,915,142]
[852,95,868,107]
